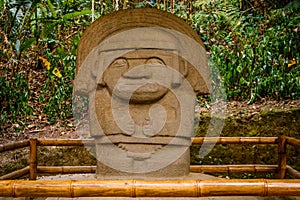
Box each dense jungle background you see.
[0,0,299,178]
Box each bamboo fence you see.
[0,179,300,197]
[1,136,300,197]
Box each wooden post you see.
[29,139,38,180]
[277,136,287,179]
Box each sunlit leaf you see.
[52,67,62,78]
[288,59,297,68]
[39,56,51,70]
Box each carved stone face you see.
[74,24,213,177]
[102,51,171,104]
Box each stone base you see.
[95,146,190,179]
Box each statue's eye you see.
[146,57,165,65]
[111,58,128,68]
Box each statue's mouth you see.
[113,83,168,103]
[120,83,161,93]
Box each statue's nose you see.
[123,68,152,79]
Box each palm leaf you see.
[62,10,92,21]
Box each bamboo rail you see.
[0,137,289,150]
[287,165,300,179]
[192,137,278,144]
[0,140,29,152]
[0,179,300,197]
[35,165,278,175]
[37,139,95,146]
[0,167,29,180]
[37,166,96,174]
[190,165,277,174]
[286,137,300,149]
[35,137,279,146]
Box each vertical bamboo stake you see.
[92,0,95,22]
[123,0,127,9]
[277,136,287,179]
[170,0,174,13]
[163,0,167,10]
[115,0,119,11]
[29,139,37,180]
[189,0,192,19]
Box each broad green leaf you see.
[20,37,35,52]
[46,0,57,18]
[62,10,92,21]
[15,40,21,56]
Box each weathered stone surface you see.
[74,8,210,178]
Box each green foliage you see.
[40,43,77,124]
[0,74,32,128]
[0,0,92,128]
[191,0,300,101]
[1,0,299,130]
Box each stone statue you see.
[74,8,211,178]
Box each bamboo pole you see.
[34,137,278,147]
[32,165,279,175]
[37,139,94,146]
[286,137,300,149]
[0,140,29,152]
[286,165,300,179]
[170,0,174,12]
[0,166,29,180]
[1,179,300,197]
[29,139,37,180]
[123,0,127,9]
[277,136,287,179]
[0,137,282,152]
[192,137,278,145]
[92,0,95,22]
[190,165,277,174]
[37,166,96,174]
